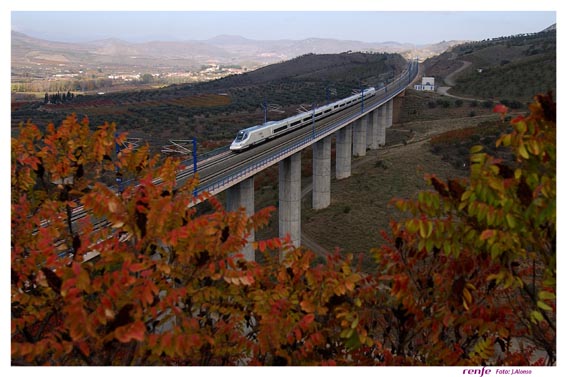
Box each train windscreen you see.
[235,131,248,142]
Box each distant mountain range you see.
[11,30,464,71]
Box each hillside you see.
[11,30,463,102]
[12,52,407,152]
[424,28,556,101]
[203,52,406,88]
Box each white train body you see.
[230,87,376,151]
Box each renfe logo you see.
[462,368,532,376]
[463,367,492,377]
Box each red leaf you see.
[115,321,145,343]
[258,240,267,252]
[300,299,316,313]
[493,104,508,115]
[299,313,315,331]
[76,341,90,357]
[128,263,146,273]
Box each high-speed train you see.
[230,87,377,151]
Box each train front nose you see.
[230,140,244,151]
[230,130,249,151]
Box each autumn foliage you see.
[11,94,555,365]
[10,114,369,365]
[378,93,556,365]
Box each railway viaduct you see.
[181,60,419,260]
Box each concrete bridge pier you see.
[352,117,367,157]
[312,136,331,210]
[336,124,352,180]
[226,177,255,261]
[378,106,387,146]
[366,112,375,149]
[386,100,393,128]
[279,152,302,253]
[370,110,380,149]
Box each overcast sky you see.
[10,10,556,45]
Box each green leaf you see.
[539,291,556,300]
[490,243,502,259]
[518,143,529,159]
[528,140,540,156]
[537,300,553,311]
[418,220,425,238]
[497,134,511,147]
[470,153,486,163]
[516,120,527,133]
[530,310,544,323]
[419,220,433,238]
[443,241,452,255]
[470,145,483,154]
[345,332,361,350]
[351,316,359,329]
[340,328,354,339]
[505,213,516,229]
[406,219,418,233]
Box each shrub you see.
[381,94,556,365]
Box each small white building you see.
[414,77,435,91]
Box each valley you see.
[10,26,556,262]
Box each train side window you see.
[274,125,288,133]
[315,112,322,117]
[290,120,301,127]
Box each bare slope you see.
[423,29,556,101]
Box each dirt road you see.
[443,60,472,86]
[436,60,485,102]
